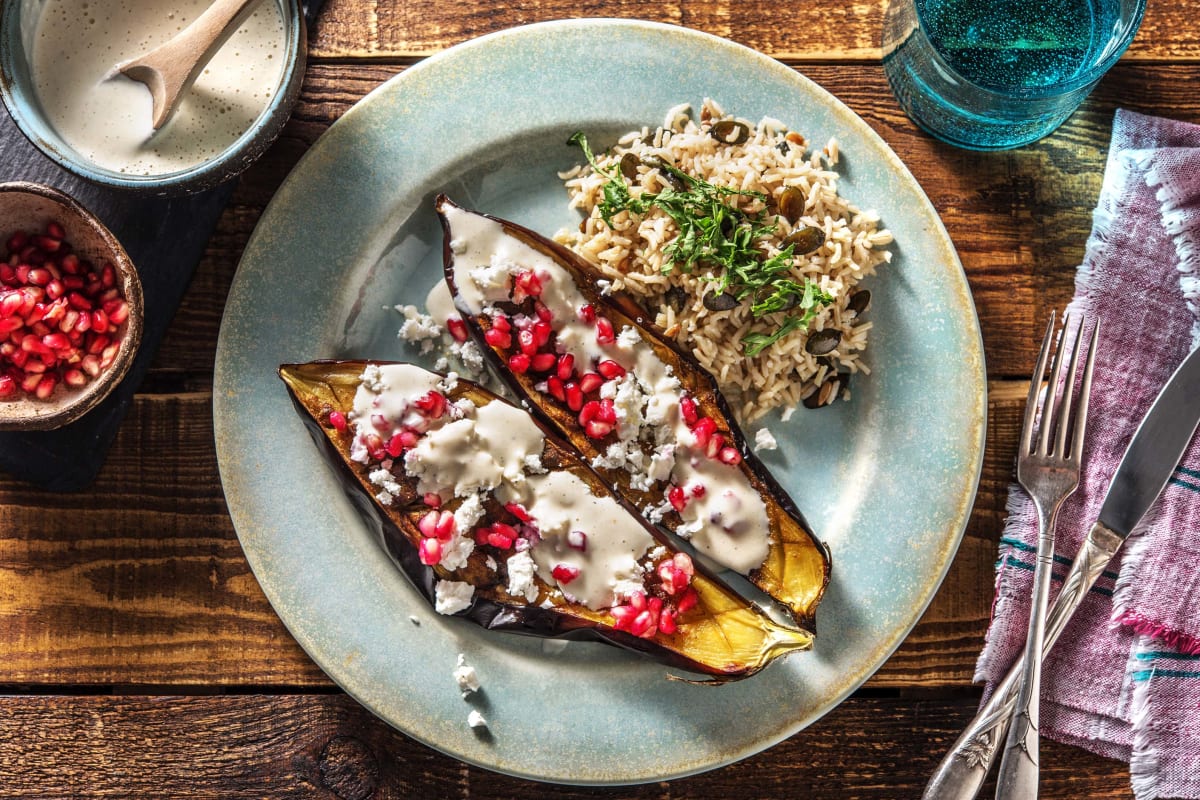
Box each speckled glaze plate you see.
[214,19,985,785]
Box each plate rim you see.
[215,17,987,785]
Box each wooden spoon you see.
[115,0,265,130]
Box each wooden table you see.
[2,1,1196,797]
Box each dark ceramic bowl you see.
[0,182,144,430]
[0,0,306,196]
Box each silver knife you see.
[923,343,1200,800]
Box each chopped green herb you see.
[568,132,833,355]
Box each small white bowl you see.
[0,182,144,431]
[0,0,307,196]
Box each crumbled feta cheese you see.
[449,237,466,254]
[647,545,668,562]
[506,551,539,602]
[450,339,486,376]
[754,427,779,451]
[453,492,487,532]
[439,531,475,571]
[434,580,475,615]
[781,405,796,422]
[453,653,481,695]
[438,372,460,393]
[485,556,498,572]
[523,454,548,474]
[616,325,641,350]
[395,304,442,353]
[596,278,613,295]
[646,444,676,483]
[467,709,488,729]
[359,364,385,393]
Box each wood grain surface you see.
[6,3,1200,795]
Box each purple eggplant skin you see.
[435,195,831,631]
[278,360,814,680]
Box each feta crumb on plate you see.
[434,579,474,615]
[453,653,481,695]
[467,709,488,729]
[754,427,778,451]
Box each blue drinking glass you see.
[882,0,1146,150]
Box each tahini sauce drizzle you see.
[444,205,771,575]
[30,0,286,175]
[350,363,653,610]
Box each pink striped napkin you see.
[976,109,1200,800]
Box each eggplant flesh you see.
[279,360,813,679]
[436,195,831,630]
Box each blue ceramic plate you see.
[215,19,985,785]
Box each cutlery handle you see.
[993,502,1062,799]
[921,522,1124,800]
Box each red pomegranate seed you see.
[597,399,617,424]
[578,372,604,395]
[551,564,580,585]
[385,433,406,458]
[6,232,27,252]
[556,354,575,380]
[81,355,101,377]
[629,591,648,612]
[58,253,79,274]
[0,375,14,397]
[564,382,583,411]
[596,359,626,379]
[679,395,699,426]
[629,610,657,638]
[46,222,65,240]
[100,263,116,288]
[718,446,743,465]
[668,485,688,512]
[484,327,511,349]
[414,390,447,418]
[531,352,556,372]
[579,400,602,425]
[508,353,531,373]
[445,317,469,342]
[595,316,615,345]
[42,332,70,351]
[658,608,678,635]
[19,372,41,393]
[610,605,637,631]
[534,300,553,322]
[0,318,21,336]
[706,432,726,459]
[419,537,442,566]
[567,530,588,552]
[673,553,694,579]
[578,303,596,324]
[546,376,566,401]
[677,587,699,613]
[504,502,532,523]
[25,268,50,287]
[512,270,543,301]
[328,410,347,432]
[690,483,707,498]
[91,309,110,333]
[104,299,129,325]
[423,493,442,508]
[691,417,716,448]
[585,420,613,439]
[532,320,552,348]
[491,314,511,333]
[34,374,56,399]
[434,511,457,541]
[485,526,516,550]
[517,328,538,356]
[418,511,440,538]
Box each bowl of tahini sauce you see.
[0,0,306,195]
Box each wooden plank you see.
[153,62,1200,380]
[0,381,1026,686]
[304,0,1200,62]
[0,693,1135,798]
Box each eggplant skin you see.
[278,360,814,680]
[435,196,831,630]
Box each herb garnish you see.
[569,132,832,356]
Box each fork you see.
[993,311,1097,800]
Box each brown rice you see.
[554,99,892,422]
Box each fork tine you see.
[1068,321,1100,463]
[1037,312,1071,456]
[1021,311,1057,456]
[1053,316,1085,458]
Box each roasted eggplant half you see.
[279,359,814,679]
[436,196,830,629]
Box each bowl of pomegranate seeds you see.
[0,181,144,431]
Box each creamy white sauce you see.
[350,363,653,610]
[443,204,771,575]
[30,0,287,175]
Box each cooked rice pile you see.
[555,100,892,422]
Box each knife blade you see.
[922,343,1200,800]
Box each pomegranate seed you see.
[103,299,129,325]
[46,222,65,240]
[423,493,442,508]
[328,410,347,432]
[419,537,442,566]
[610,605,637,631]
[418,511,439,538]
[674,553,694,578]
[512,270,543,301]
[551,564,580,585]
[679,395,699,426]
[596,359,626,379]
[0,375,14,397]
[484,327,511,349]
[691,417,717,448]
[485,526,515,550]
[628,591,648,612]
[579,400,602,425]
[595,316,615,345]
[398,429,420,449]
[19,372,41,393]
[517,328,538,356]
[66,291,91,311]
[34,374,56,399]
[0,318,21,336]
[532,320,552,348]
[530,352,556,372]
[434,511,457,541]
[668,485,688,512]
[629,610,657,638]
[0,292,21,317]
[25,268,50,287]
[534,300,553,322]
[690,483,707,498]
[658,608,678,635]
[578,372,604,395]
[6,232,28,252]
[564,382,583,412]
[364,433,385,461]
[80,355,101,377]
[556,354,575,381]
[566,530,587,552]
[585,420,613,439]
[58,253,79,274]
[578,304,596,324]
[508,353,531,373]
[677,587,700,613]
[719,446,743,465]
[445,317,469,342]
[491,314,511,333]
[504,503,532,523]
[597,399,617,424]
[414,390,447,418]
[546,376,566,402]
[706,433,726,460]
[100,263,116,288]
[385,433,406,458]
